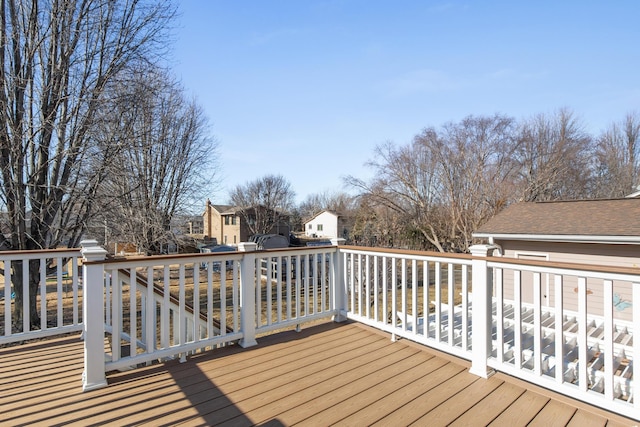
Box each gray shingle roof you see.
[213,204,234,213]
[474,199,640,237]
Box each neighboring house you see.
[203,200,290,246]
[304,210,352,240]
[203,200,233,245]
[179,215,204,237]
[219,207,243,245]
[473,198,640,321]
[222,205,290,245]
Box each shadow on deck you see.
[0,321,635,426]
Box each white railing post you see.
[238,242,257,348]
[80,239,108,391]
[634,281,640,412]
[469,244,496,378]
[330,238,347,322]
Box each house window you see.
[224,235,227,244]
[233,235,237,244]
[317,224,323,231]
[224,216,230,225]
[308,224,312,229]
[232,216,237,225]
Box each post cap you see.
[80,239,108,261]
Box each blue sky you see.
[172,1,639,204]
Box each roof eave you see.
[304,210,339,224]
[472,233,640,245]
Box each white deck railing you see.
[0,248,82,345]
[339,244,638,420]
[253,246,339,335]
[484,254,639,420]
[3,241,636,420]
[339,246,474,361]
[81,240,340,391]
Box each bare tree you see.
[297,190,356,220]
[514,109,593,202]
[434,115,519,250]
[346,114,518,252]
[592,112,640,198]
[350,196,410,248]
[96,66,216,254]
[229,174,295,236]
[346,135,446,251]
[0,0,176,329]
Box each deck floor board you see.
[488,390,550,426]
[0,321,636,426]
[334,361,467,426]
[410,375,506,426]
[449,381,526,426]
[527,399,577,426]
[298,354,447,426]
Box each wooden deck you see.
[0,322,636,426]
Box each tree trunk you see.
[11,259,41,331]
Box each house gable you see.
[304,210,353,240]
[203,200,235,244]
[304,211,337,238]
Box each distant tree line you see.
[342,109,640,252]
[229,174,295,236]
[250,109,639,253]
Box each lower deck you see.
[0,321,635,426]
